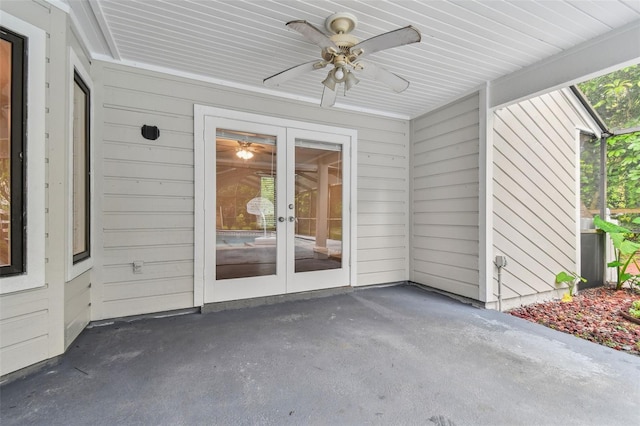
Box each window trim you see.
[0,27,26,276]
[67,49,93,280]
[72,71,90,264]
[0,13,46,294]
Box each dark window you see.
[72,71,90,263]
[0,27,26,276]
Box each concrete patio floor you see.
[1,284,639,425]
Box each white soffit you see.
[66,0,640,118]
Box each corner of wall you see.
[88,60,105,321]
[408,118,415,283]
[478,85,494,304]
[45,2,72,358]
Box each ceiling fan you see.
[263,12,421,107]
[216,130,274,160]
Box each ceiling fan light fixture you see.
[344,71,359,91]
[322,71,337,91]
[334,67,345,80]
[236,148,254,160]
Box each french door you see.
[195,108,354,304]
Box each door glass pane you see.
[0,38,12,266]
[216,129,277,279]
[294,140,342,273]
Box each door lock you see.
[278,216,285,222]
[288,216,296,222]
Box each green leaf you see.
[633,217,640,225]
[611,233,626,249]
[555,271,575,284]
[594,215,632,234]
[619,240,640,255]
[619,273,632,282]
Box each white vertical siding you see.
[94,62,410,319]
[492,89,593,308]
[411,93,480,300]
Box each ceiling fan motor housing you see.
[330,33,359,50]
[322,13,359,62]
[325,12,358,34]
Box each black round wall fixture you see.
[141,125,160,140]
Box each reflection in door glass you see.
[0,37,12,266]
[216,129,277,280]
[294,140,342,273]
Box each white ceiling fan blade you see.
[356,61,410,93]
[286,20,338,51]
[263,60,324,87]
[321,85,337,108]
[351,26,421,57]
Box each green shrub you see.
[594,216,640,290]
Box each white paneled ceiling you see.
[65,0,640,118]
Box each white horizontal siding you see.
[95,65,199,320]
[64,271,91,349]
[411,93,480,300]
[0,291,49,375]
[0,1,68,376]
[95,61,410,318]
[492,89,593,306]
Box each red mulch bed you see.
[508,286,640,356]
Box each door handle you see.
[278,216,285,222]
[288,216,296,222]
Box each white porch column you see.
[314,157,329,258]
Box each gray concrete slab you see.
[1,285,639,425]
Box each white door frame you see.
[203,117,287,303]
[286,128,351,294]
[194,105,357,306]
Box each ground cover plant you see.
[509,286,640,356]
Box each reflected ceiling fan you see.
[217,140,269,160]
[263,12,421,107]
[217,130,276,160]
